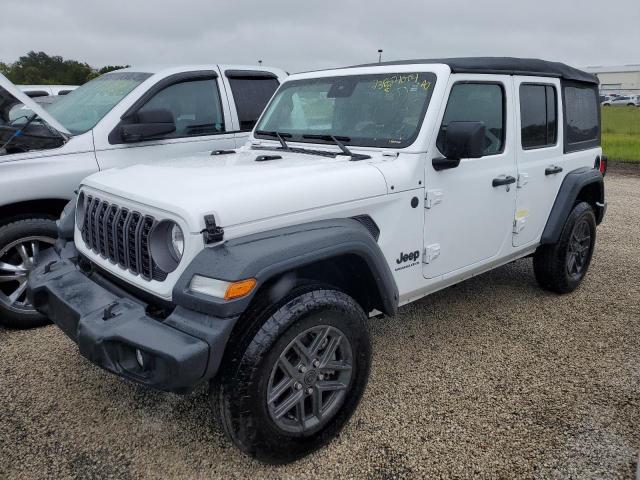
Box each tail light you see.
[595,155,608,176]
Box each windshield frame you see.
[46,71,152,135]
[254,71,437,149]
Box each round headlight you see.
[76,192,86,229]
[150,220,184,273]
[170,223,184,261]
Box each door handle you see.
[492,175,516,187]
[545,165,563,175]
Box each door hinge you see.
[423,244,441,264]
[425,189,443,209]
[517,173,529,189]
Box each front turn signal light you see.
[224,278,257,300]
[189,275,256,300]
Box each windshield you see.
[255,72,437,148]
[46,71,152,134]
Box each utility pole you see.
[378,49,383,63]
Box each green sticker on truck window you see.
[372,74,431,93]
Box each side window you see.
[226,73,280,131]
[437,82,505,156]
[563,83,600,151]
[137,78,224,138]
[520,84,557,149]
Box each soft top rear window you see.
[563,82,600,152]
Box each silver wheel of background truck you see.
[0,219,56,328]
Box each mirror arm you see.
[432,156,461,171]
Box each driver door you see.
[423,76,517,279]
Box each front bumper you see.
[28,245,237,393]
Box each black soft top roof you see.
[352,57,598,85]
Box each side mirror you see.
[433,121,486,171]
[120,108,176,142]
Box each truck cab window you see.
[227,75,280,131]
[138,79,225,138]
[437,82,505,156]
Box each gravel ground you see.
[1,172,639,479]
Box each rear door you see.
[220,70,281,147]
[512,77,563,247]
[94,71,236,170]
[423,75,517,279]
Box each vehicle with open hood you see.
[0,65,286,327]
[28,58,607,463]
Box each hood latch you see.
[202,215,224,244]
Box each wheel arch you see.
[540,167,604,245]
[173,218,399,319]
[0,199,69,227]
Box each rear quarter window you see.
[226,72,280,131]
[563,82,600,152]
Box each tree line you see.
[0,51,128,86]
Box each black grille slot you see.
[80,195,165,281]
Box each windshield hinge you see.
[202,215,224,244]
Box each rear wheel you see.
[0,219,57,328]
[211,285,371,464]
[533,202,596,294]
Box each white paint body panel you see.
[73,63,601,306]
[0,65,286,214]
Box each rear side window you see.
[520,84,557,149]
[227,72,280,131]
[563,83,600,152]
[437,82,505,156]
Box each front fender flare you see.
[173,218,399,318]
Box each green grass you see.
[601,106,640,163]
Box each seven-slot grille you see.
[80,195,167,282]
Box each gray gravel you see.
[1,172,639,479]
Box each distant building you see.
[583,65,640,95]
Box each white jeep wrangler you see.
[28,57,607,463]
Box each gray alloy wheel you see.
[566,218,591,279]
[266,324,354,434]
[0,236,55,314]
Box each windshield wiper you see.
[254,130,292,150]
[302,134,371,161]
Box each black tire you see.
[533,201,596,294]
[0,218,57,329]
[211,285,371,464]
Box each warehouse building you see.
[583,65,640,95]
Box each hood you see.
[82,147,388,232]
[0,73,71,137]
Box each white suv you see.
[0,65,286,327]
[29,57,607,463]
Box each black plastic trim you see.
[28,247,237,392]
[224,69,278,79]
[173,218,399,318]
[540,167,605,244]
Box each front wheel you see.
[0,218,57,328]
[211,286,371,464]
[533,202,596,294]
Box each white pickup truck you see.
[0,65,286,327]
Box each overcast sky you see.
[1,0,638,72]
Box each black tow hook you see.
[103,302,120,321]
